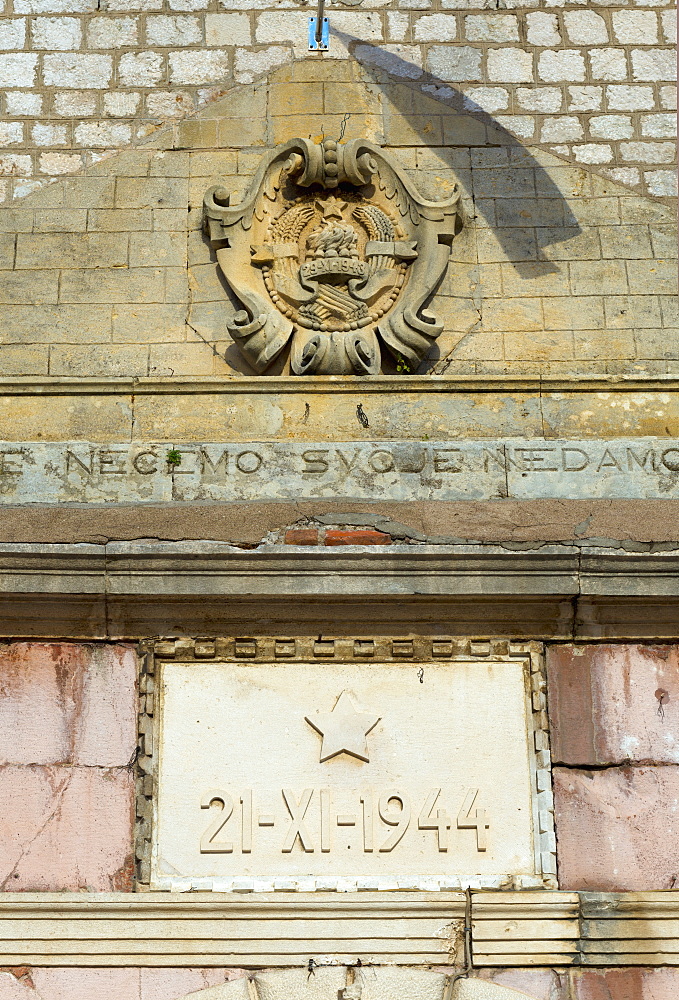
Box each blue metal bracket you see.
[308,16,329,51]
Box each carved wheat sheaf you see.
[203,138,460,376]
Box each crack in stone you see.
[555,759,679,771]
[0,768,73,890]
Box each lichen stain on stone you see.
[112,852,135,891]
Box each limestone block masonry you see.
[0,60,675,380]
[1,634,679,997]
[0,5,675,204]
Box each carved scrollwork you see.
[203,137,460,376]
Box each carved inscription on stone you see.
[1,440,679,503]
[152,660,538,888]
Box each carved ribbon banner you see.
[203,138,460,376]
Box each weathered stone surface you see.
[4,438,679,506]
[185,971,451,1000]
[358,968,448,1000]
[185,978,252,1000]
[256,969,347,1000]
[0,642,137,766]
[0,764,134,890]
[0,972,34,1000]
[1,499,679,547]
[570,967,679,1000]
[0,893,466,965]
[478,969,565,1000]
[453,981,540,999]
[141,970,240,1000]
[30,969,140,1000]
[5,382,679,454]
[547,644,679,766]
[553,765,679,890]
[0,394,135,443]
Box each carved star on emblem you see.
[316,196,348,221]
[305,691,381,763]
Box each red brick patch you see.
[283,528,393,546]
[325,529,391,546]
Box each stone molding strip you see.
[581,892,679,966]
[0,892,466,966]
[472,891,581,966]
[474,891,679,967]
[0,891,676,967]
[3,376,679,395]
[0,543,678,638]
[5,541,679,595]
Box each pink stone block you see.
[480,968,567,999]
[140,969,234,1000]
[0,642,137,767]
[31,969,140,1000]
[554,765,679,890]
[572,967,679,1000]
[547,644,679,765]
[0,972,35,1000]
[0,970,247,1000]
[0,765,134,890]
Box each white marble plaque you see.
[152,659,546,889]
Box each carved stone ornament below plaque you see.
[203,138,460,375]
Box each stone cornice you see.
[2,375,679,395]
[1,541,678,596]
[0,890,676,967]
[0,542,678,639]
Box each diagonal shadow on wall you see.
[330,31,583,279]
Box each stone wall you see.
[0,965,678,1000]
[0,60,676,379]
[0,642,136,890]
[0,0,675,205]
[13,968,679,1000]
[1,639,676,893]
[0,639,677,998]
[548,644,679,892]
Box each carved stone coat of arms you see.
[204,138,460,376]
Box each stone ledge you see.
[0,891,466,966]
[3,375,679,395]
[581,892,679,966]
[0,542,678,638]
[474,890,679,967]
[2,541,679,597]
[0,890,676,967]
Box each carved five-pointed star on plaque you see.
[305,691,381,763]
[316,195,348,220]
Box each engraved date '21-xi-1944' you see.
[198,787,489,855]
